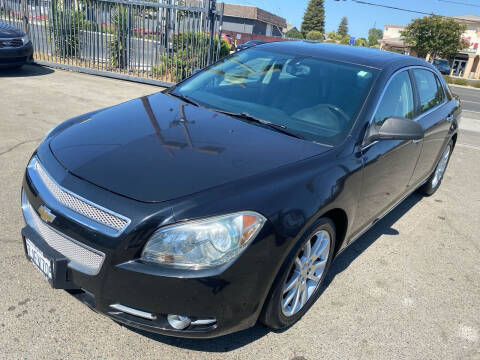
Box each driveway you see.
[1,65,479,360]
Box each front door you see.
[351,70,422,238]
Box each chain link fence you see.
[0,0,226,85]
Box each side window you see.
[374,71,415,126]
[412,69,444,113]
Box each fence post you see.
[215,2,224,62]
[126,5,130,71]
[207,0,216,65]
[21,0,27,33]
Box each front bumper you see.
[20,148,278,338]
[0,41,33,67]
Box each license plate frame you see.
[25,237,53,281]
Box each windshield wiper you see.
[168,92,200,107]
[213,109,304,140]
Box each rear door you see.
[408,68,454,185]
[352,70,423,235]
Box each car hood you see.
[0,21,24,37]
[49,93,330,202]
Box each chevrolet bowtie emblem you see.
[38,205,56,223]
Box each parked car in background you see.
[0,20,33,69]
[433,59,451,75]
[236,40,267,51]
[20,43,460,339]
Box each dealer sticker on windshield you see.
[25,238,52,280]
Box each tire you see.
[419,139,453,196]
[260,218,336,330]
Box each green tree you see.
[301,0,325,38]
[337,17,348,37]
[355,37,368,47]
[285,28,304,39]
[306,30,324,41]
[326,31,340,41]
[401,15,468,59]
[340,36,350,45]
[368,28,383,47]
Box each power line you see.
[350,0,480,24]
[352,0,434,16]
[438,0,480,8]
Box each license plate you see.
[25,238,52,280]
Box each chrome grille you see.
[22,191,105,275]
[31,158,129,232]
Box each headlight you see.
[141,211,266,269]
[21,36,30,45]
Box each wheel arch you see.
[319,208,348,257]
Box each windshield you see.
[171,48,378,146]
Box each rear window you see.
[412,69,445,113]
[433,59,448,66]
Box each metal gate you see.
[0,0,225,86]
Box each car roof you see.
[260,41,432,71]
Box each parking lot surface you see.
[1,65,479,360]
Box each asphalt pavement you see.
[0,65,479,360]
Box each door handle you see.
[446,114,454,122]
[412,139,422,144]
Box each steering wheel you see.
[316,104,350,127]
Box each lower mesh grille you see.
[22,190,105,275]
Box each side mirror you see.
[365,117,424,144]
[192,68,201,75]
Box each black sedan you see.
[0,20,33,68]
[236,40,266,51]
[20,42,460,338]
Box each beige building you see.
[379,14,480,79]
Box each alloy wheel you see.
[432,144,451,189]
[281,230,331,317]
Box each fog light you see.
[167,314,191,330]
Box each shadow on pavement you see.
[123,193,424,351]
[0,64,54,77]
[323,192,423,289]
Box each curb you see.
[448,84,480,91]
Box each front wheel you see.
[419,139,453,196]
[260,218,336,330]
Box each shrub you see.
[109,5,129,69]
[285,28,303,39]
[306,30,323,41]
[454,78,468,86]
[49,1,84,58]
[157,34,230,81]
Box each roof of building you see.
[384,24,406,29]
[219,3,287,28]
[453,14,480,23]
[259,41,429,70]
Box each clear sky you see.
[222,0,480,38]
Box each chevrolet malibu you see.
[21,42,460,338]
[0,20,33,68]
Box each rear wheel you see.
[260,218,336,329]
[419,140,453,196]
